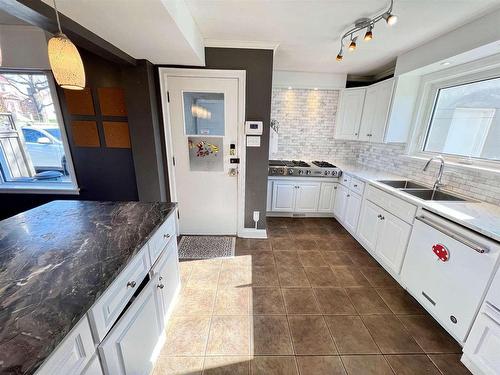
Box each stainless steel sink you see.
[401,189,467,201]
[378,180,428,189]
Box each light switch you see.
[246,136,261,147]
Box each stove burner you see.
[291,160,310,167]
[312,161,337,168]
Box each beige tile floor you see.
[154,218,471,375]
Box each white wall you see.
[273,70,347,90]
[0,25,50,69]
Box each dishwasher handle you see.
[416,215,489,254]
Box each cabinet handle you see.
[353,184,358,187]
[127,281,136,288]
[355,132,358,136]
[157,283,165,289]
[377,214,382,218]
[334,186,337,190]
[159,276,163,281]
[380,216,385,220]
[164,233,171,240]
[347,194,350,197]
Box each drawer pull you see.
[127,281,137,288]
[164,233,171,240]
[353,184,358,187]
[157,283,165,289]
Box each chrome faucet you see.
[423,155,446,190]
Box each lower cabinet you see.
[153,239,181,325]
[344,191,362,233]
[333,184,361,234]
[270,180,334,214]
[463,303,500,375]
[99,278,163,375]
[357,199,411,273]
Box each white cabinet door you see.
[375,210,411,273]
[358,85,378,142]
[318,183,337,212]
[266,180,273,211]
[295,182,321,212]
[335,88,366,140]
[370,79,395,143]
[272,181,296,212]
[153,240,181,325]
[357,200,381,253]
[333,184,348,221]
[463,304,500,375]
[37,318,95,375]
[99,279,163,375]
[344,192,362,234]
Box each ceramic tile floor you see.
[154,218,471,375]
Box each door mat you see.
[178,236,236,260]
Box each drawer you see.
[340,174,351,187]
[149,213,177,265]
[349,177,365,195]
[88,246,150,342]
[366,185,416,224]
[36,317,95,375]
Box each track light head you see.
[383,12,398,26]
[364,25,373,41]
[348,37,357,51]
[336,50,343,61]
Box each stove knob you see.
[331,171,337,176]
[279,169,284,175]
[298,170,303,175]
[306,170,311,175]
[324,171,330,176]
[288,169,294,175]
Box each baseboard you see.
[266,212,335,218]
[238,228,268,238]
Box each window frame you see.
[408,54,500,172]
[0,69,79,194]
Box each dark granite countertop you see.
[0,200,177,375]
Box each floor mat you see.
[178,235,236,259]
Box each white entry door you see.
[164,72,242,235]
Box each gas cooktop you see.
[268,160,341,178]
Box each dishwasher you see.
[401,208,500,344]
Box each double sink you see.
[378,180,468,202]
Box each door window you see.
[183,92,225,136]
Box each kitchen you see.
[1,1,500,375]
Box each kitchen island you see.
[0,200,178,375]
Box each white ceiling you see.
[186,0,500,75]
[40,0,500,75]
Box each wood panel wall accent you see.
[64,88,95,115]
[98,87,127,116]
[103,122,131,148]
[71,121,100,147]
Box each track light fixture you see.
[336,0,397,62]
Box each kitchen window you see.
[0,70,78,193]
[411,57,500,170]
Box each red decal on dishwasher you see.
[432,243,449,262]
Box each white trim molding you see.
[238,228,268,239]
[204,39,280,53]
[158,67,247,237]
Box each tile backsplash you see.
[271,87,500,205]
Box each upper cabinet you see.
[336,77,415,144]
[335,88,366,140]
[359,79,395,143]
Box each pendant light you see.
[348,36,357,52]
[47,0,85,90]
[364,25,373,41]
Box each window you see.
[424,77,500,162]
[0,71,78,192]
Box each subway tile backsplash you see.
[271,87,500,206]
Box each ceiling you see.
[38,0,500,75]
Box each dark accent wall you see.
[204,48,273,229]
[0,49,139,220]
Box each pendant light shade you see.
[48,33,85,90]
[48,0,85,90]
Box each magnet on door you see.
[229,168,238,176]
